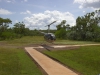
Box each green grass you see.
[55,39,100,45]
[0,36,100,75]
[43,46,100,75]
[2,36,100,46]
[4,36,45,46]
[0,47,43,75]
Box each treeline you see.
[0,9,100,42]
[0,18,44,40]
[0,17,56,40]
[56,9,100,42]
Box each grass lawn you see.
[43,46,100,75]
[0,47,43,75]
[4,36,45,46]
[0,36,100,75]
[55,39,100,45]
[1,36,99,46]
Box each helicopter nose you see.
[53,37,56,40]
[52,36,56,41]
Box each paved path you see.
[52,44,100,48]
[25,47,78,75]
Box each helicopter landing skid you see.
[41,44,54,51]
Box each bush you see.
[1,31,16,40]
[55,28,67,39]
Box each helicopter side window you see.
[48,34,51,39]
[48,34,53,40]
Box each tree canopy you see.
[67,9,100,41]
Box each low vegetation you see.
[5,36,45,46]
[0,47,43,75]
[43,46,100,75]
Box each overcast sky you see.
[0,0,100,29]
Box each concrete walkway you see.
[25,47,78,75]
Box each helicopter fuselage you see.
[38,21,56,43]
[44,33,56,43]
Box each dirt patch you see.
[35,44,80,52]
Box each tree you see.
[69,9,100,41]
[13,22,25,37]
[0,18,12,40]
[0,18,12,32]
[1,31,16,40]
[55,20,68,39]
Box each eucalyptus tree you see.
[13,22,25,34]
[74,9,100,41]
[0,18,12,37]
[0,17,12,40]
[0,17,12,32]
[55,20,68,39]
[13,22,25,37]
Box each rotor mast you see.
[45,21,56,33]
[48,25,50,33]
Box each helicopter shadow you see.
[41,44,54,51]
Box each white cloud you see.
[74,0,100,9]
[83,11,86,13]
[23,10,76,29]
[24,0,28,2]
[20,10,31,15]
[0,0,27,3]
[0,8,13,15]
[4,0,15,3]
[15,20,18,23]
[21,0,28,2]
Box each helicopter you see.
[39,21,56,43]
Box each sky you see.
[0,0,100,30]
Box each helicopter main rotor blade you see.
[45,21,56,27]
